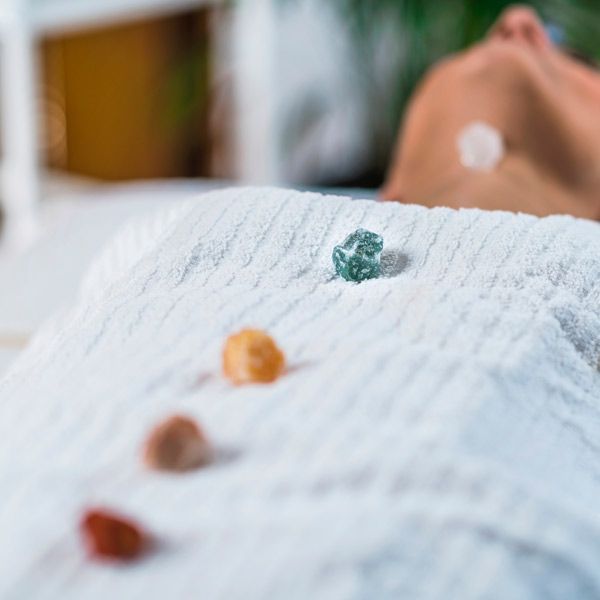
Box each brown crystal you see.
[144,415,212,472]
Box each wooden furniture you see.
[0,0,217,247]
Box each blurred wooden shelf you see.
[0,0,222,248]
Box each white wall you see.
[231,0,403,186]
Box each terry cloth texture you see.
[1,187,600,599]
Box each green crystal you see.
[332,228,384,282]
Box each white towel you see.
[1,187,600,599]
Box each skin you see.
[380,5,600,220]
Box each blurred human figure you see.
[381,5,600,220]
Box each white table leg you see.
[1,25,41,249]
[232,0,279,184]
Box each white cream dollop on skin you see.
[457,120,505,171]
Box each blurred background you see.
[33,0,600,188]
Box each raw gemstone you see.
[332,228,384,282]
[144,415,213,472]
[80,509,148,561]
[223,328,285,385]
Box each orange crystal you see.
[80,509,148,561]
[144,415,212,472]
[223,328,285,385]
